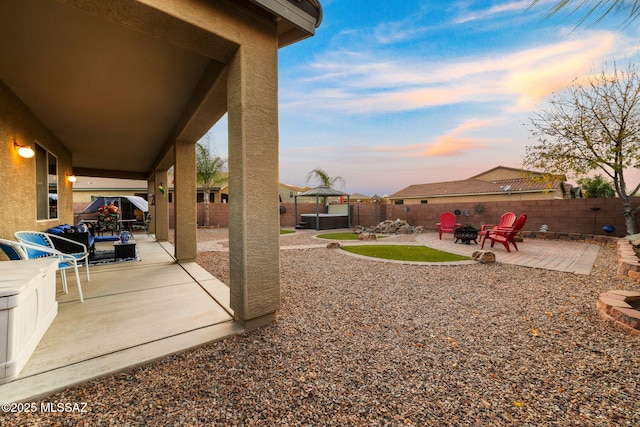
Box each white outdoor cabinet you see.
[0,258,58,384]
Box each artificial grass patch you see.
[280,230,296,235]
[317,232,387,240]
[341,245,470,262]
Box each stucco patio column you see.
[227,38,280,329]
[154,170,169,242]
[174,141,197,262]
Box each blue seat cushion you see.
[94,236,119,242]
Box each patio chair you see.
[0,237,84,302]
[0,238,28,260]
[481,214,527,253]
[143,214,152,236]
[479,211,516,242]
[97,213,119,235]
[16,231,90,292]
[437,212,461,240]
[131,214,152,235]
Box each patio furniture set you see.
[437,211,528,252]
[0,229,137,383]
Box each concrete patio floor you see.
[0,234,242,403]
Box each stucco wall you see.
[0,80,73,239]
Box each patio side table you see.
[114,241,136,260]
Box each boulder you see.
[358,233,377,240]
[326,241,343,249]
[472,250,496,264]
[357,219,423,235]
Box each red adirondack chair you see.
[479,211,516,242]
[481,214,527,252]
[437,212,461,240]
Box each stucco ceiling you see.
[0,0,320,179]
[0,0,222,178]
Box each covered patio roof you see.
[0,0,321,179]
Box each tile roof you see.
[389,177,563,199]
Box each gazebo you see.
[294,186,351,230]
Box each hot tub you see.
[300,213,350,230]
[299,204,351,230]
[0,258,58,384]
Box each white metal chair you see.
[15,231,90,281]
[0,237,84,302]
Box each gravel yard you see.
[4,229,640,426]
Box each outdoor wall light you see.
[14,140,35,158]
[66,174,77,183]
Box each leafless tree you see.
[525,62,640,235]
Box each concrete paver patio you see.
[415,232,601,275]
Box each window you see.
[421,200,428,204]
[394,200,404,205]
[35,143,58,220]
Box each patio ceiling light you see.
[14,140,35,158]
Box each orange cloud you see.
[419,135,489,156]
[502,32,621,109]
[373,117,498,157]
[283,29,628,116]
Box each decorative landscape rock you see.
[326,241,343,249]
[357,233,377,240]
[471,250,496,263]
[356,219,423,235]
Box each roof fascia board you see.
[389,189,556,200]
[249,0,317,34]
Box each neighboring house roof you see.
[350,193,371,200]
[469,165,566,182]
[389,166,568,200]
[280,183,310,193]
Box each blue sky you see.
[204,0,640,197]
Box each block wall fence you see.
[169,197,640,238]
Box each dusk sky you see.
[204,0,640,197]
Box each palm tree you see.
[196,143,226,227]
[306,168,345,207]
[306,168,345,189]
[530,0,640,25]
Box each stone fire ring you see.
[597,290,640,336]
